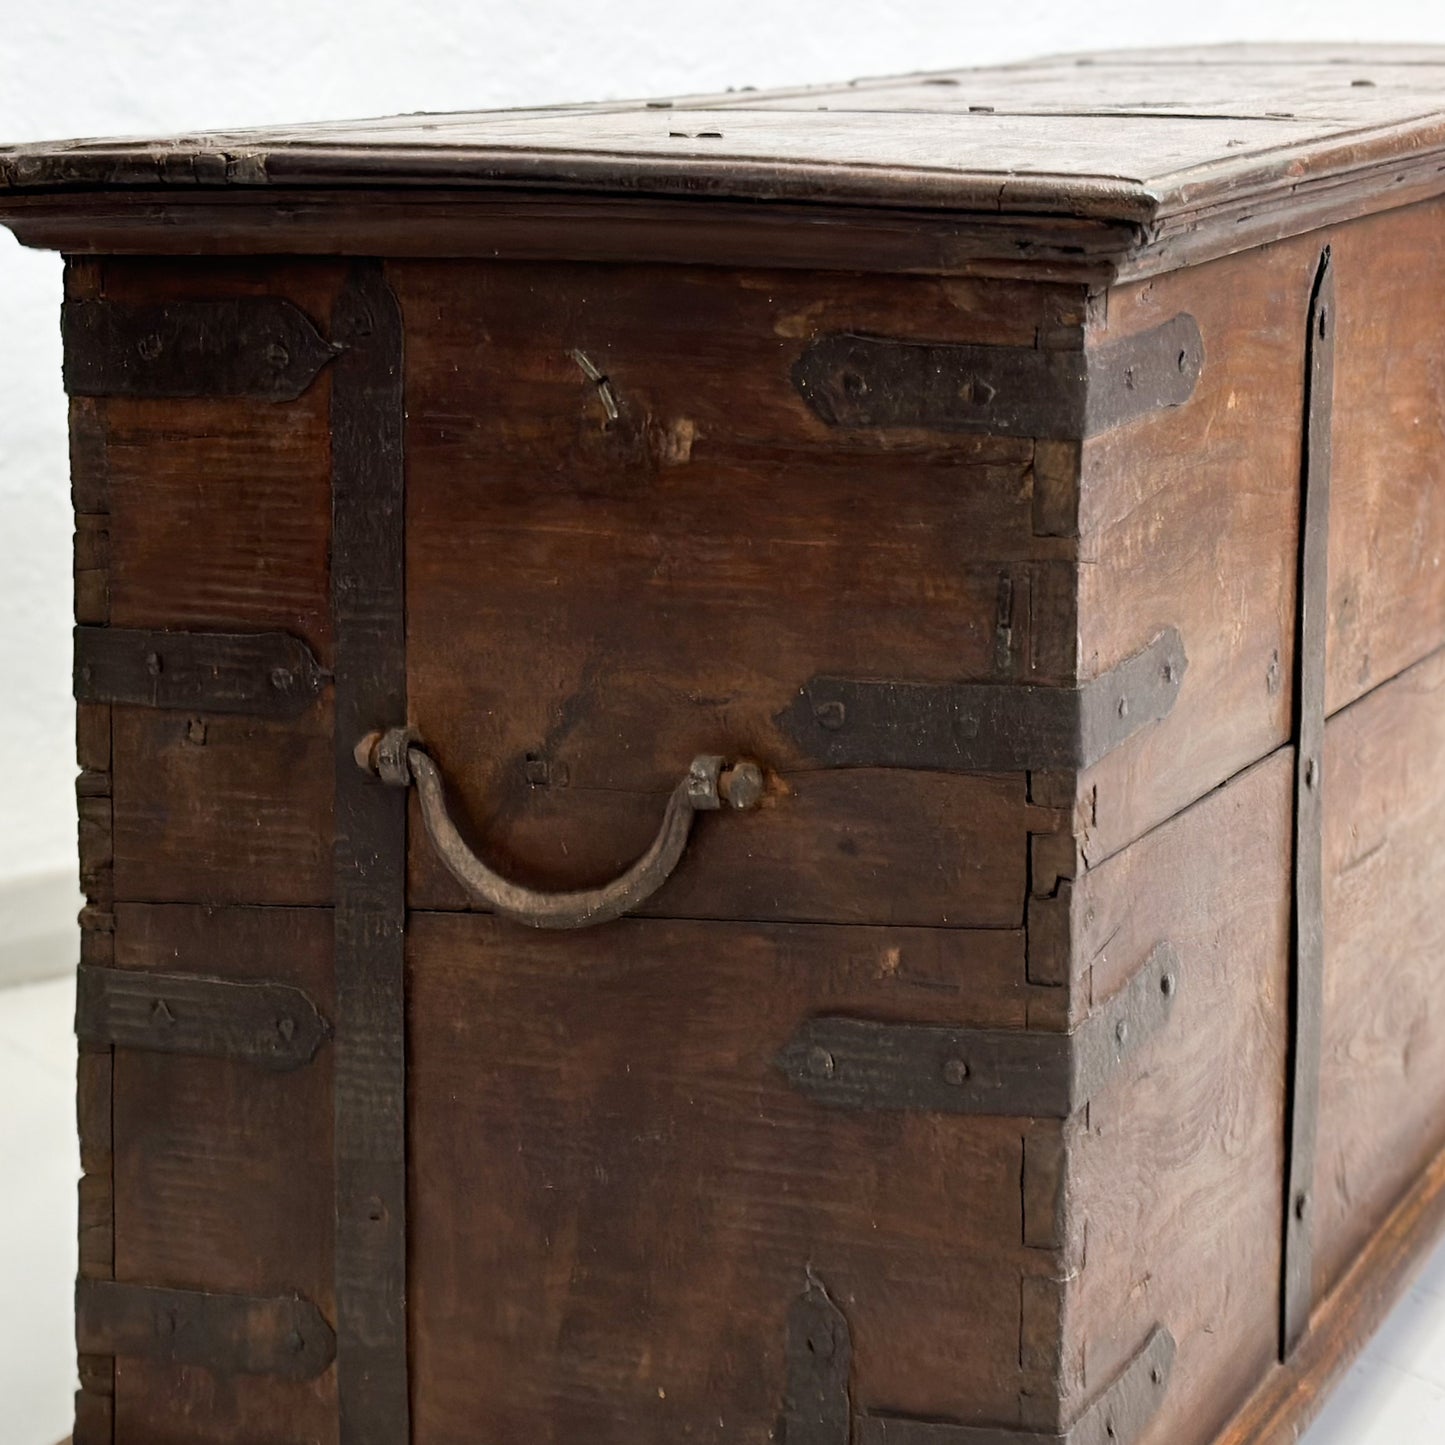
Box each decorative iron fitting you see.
[781,1280,1175,1445]
[74,626,326,718]
[75,965,330,1071]
[779,943,1179,1118]
[779,630,1185,776]
[793,313,1202,440]
[75,1280,336,1380]
[62,297,337,400]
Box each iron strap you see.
[778,630,1186,774]
[330,260,410,1443]
[75,965,330,1070]
[792,313,1203,440]
[75,1280,335,1380]
[783,1281,1174,1445]
[62,297,337,401]
[73,625,326,718]
[778,944,1178,1118]
[1282,249,1335,1355]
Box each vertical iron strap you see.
[1282,248,1334,1355]
[331,260,410,1440]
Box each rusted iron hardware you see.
[780,630,1185,774]
[74,625,326,718]
[358,727,765,930]
[783,1280,1175,1445]
[62,297,337,400]
[329,260,410,1445]
[793,313,1202,440]
[779,943,1179,1118]
[1282,249,1334,1357]
[75,1280,335,1380]
[75,965,330,1071]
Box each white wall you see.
[3,0,1444,888]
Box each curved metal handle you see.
[358,729,764,930]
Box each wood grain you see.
[109,903,336,1445]
[1313,644,1445,1305]
[1062,751,1293,1445]
[397,258,1076,926]
[405,912,1058,1443]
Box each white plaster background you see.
[2,0,1444,886]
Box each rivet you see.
[264,342,290,371]
[288,1328,306,1354]
[276,1016,296,1041]
[941,1058,970,1087]
[186,718,207,745]
[1150,1365,1164,1385]
[814,699,847,731]
[1117,695,1129,719]
[1115,1018,1129,1047]
[1160,972,1176,998]
[839,370,867,398]
[806,1046,836,1079]
[136,333,163,361]
[1177,349,1188,373]
[270,666,295,692]
[1304,758,1318,789]
[1295,1190,1309,1222]
[145,651,163,677]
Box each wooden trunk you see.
[3,43,1445,1445]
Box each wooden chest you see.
[3,42,1444,1445]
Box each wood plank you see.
[406,912,1057,1444]
[398,258,1074,926]
[1061,750,1293,1445]
[1313,645,1445,1304]
[1325,199,1445,714]
[1080,197,1445,864]
[1076,239,1309,861]
[109,903,337,1445]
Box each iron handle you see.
[357,728,764,930]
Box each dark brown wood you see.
[405,913,1060,1442]
[329,260,410,1445]
[16,49,1445,1445]
[108,903,337,1444]
[396,258,1079,928]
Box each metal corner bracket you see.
[778,630,1186,775]
[778,943,1179,1119]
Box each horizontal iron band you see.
[779,942,1178,1118]
[75,964,330,1071]
[74,625,326,718]
[793,313,1202,440]
[62,296,337,401]
[76,1279,336,1380]
[779,629,1186,776]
